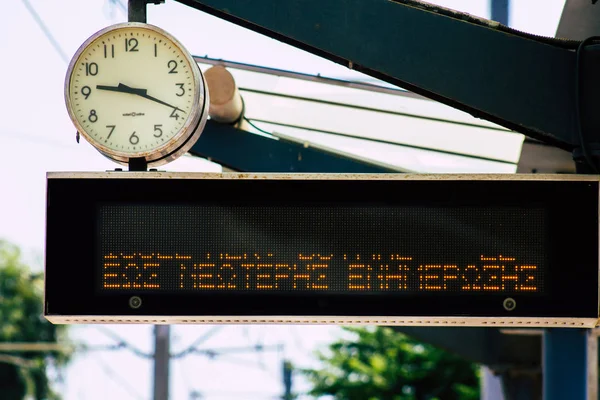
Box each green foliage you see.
[0,240,70,400]
[303,327,479,400]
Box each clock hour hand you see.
[96,83,185,113]
[96,83,144,96]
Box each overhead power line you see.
[246,117,517,165]
[171,326,223,358]
[109,0,127,12]
[95,326,153,359]
[239,87,510,133]
[94,353,146,400]
[21,0,69,64]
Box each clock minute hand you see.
[137,92,185,113]
[96,84,184,113]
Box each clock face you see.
[65,23,206,163]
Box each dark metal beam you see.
[557,0,600,40]
[175,0,585,151]
[189,120,398,173]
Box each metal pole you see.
[283,360,293,400]
[128,0,165,23]
[587,329,598,400]
[542,329,588,400]
[491,0,510,25]
[481,367,505,400]
[128,0,147,23]
[153,325,171,400]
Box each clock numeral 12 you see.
[125,38,139,52]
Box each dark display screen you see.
[44,174,600,322]
[98,204,545,294]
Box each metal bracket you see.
[128,0,165,23]
[128,157,148,171]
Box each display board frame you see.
[44,172,600,327]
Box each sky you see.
[0,0,567,399]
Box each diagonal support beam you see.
[175,0,586,150]
[189,120,399,172]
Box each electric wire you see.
[182,390,281,399]
[93,354,146,400]
[193,54,416,99]
[95,326,153,359]
[171,326,223,359]
[241,117,279,139]
[110,0,127,12]
[289,327,307,354]
[238,87,511,133]
[21,0,69,64]
[175,339,285,397]
[187,344,284,357]
[176,357,195,398]
[245,117,517,166]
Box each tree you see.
[303,326,479,400]
[0,240,70,399]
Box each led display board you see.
[44,172,599,327]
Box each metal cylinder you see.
[204,65,244,124]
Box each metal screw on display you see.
[129,296,142,309]
[503,297,516,311]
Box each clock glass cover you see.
[65,23,208,166]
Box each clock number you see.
[88,109,98,123]
[104,44,114,58]
[129,131,139,145]
[81,86,92,100]
[106,125,116,140]
[168,60,178,74]
[170,109,180,120]
[154,43,158,57]
[85,62,98,76]
[175,83,185,97]
[154,124,163,137]
[125,38,139,52]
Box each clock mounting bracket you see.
[128,0,165,24]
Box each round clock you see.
[64,22,209,167]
